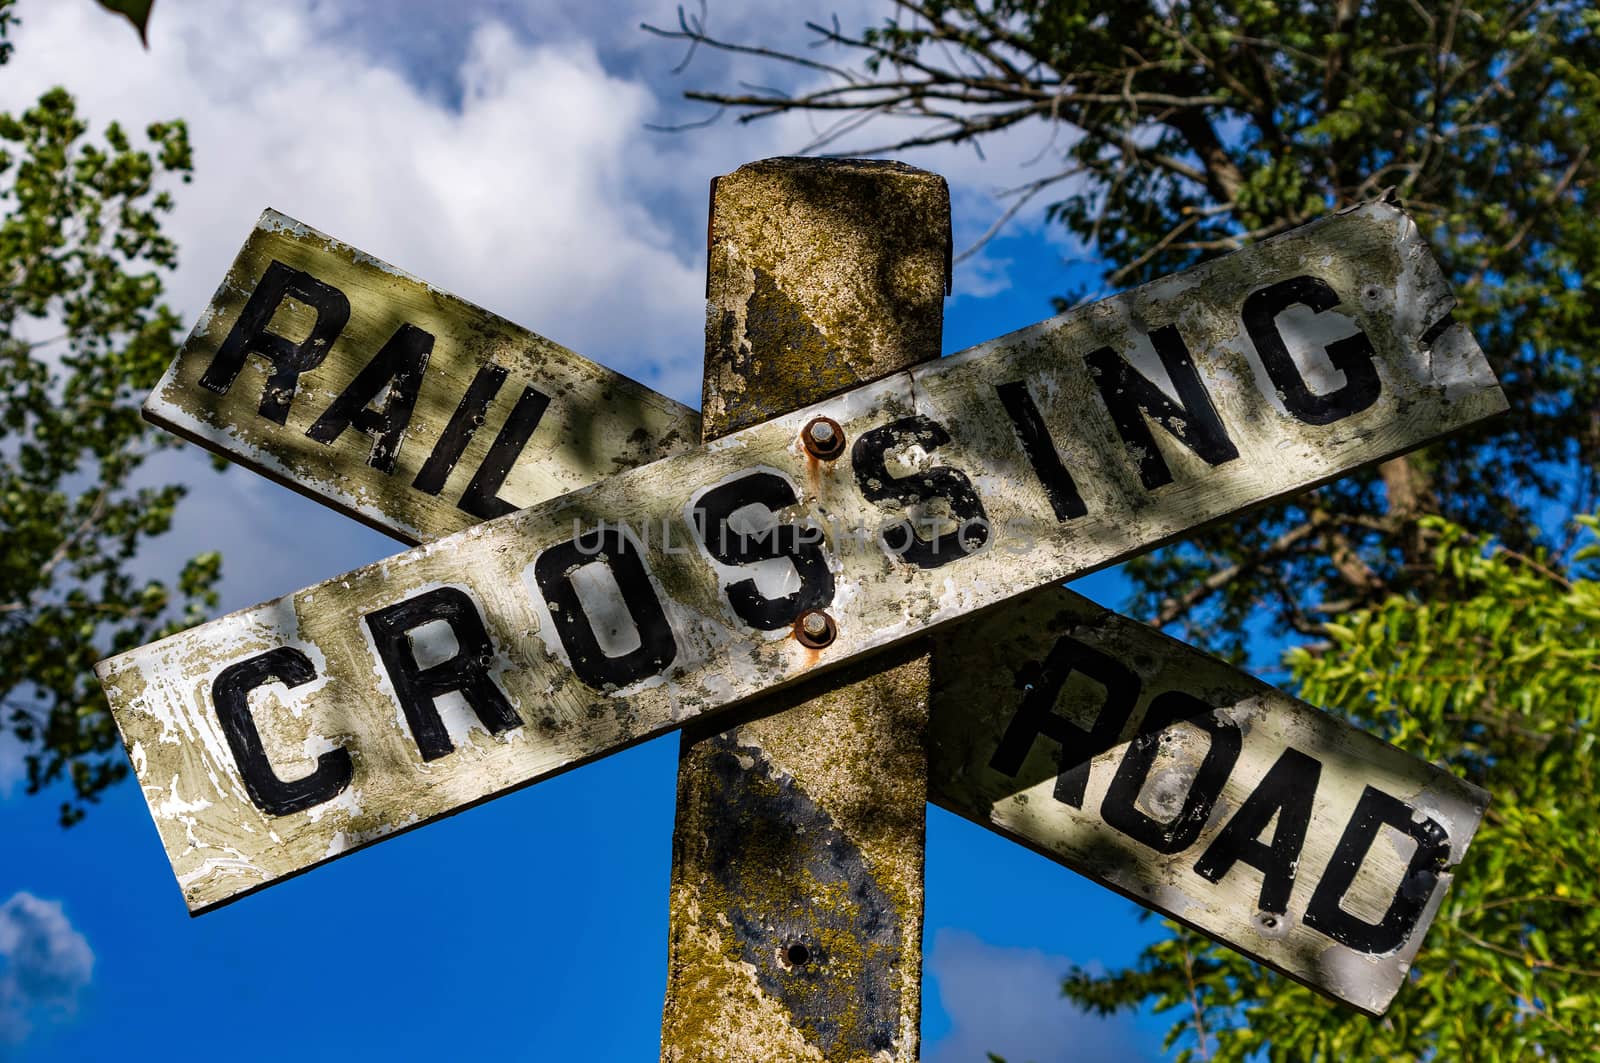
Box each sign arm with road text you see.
[101,200,1502,1011]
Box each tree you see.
[0,0,220,825]
[647,1,1600,1055]
[1060,513,1600,1060]
[91,0,155,45]
[648,0,1600,650]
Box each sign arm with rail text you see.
[103,198,1502,1013]
[144,209,699,543]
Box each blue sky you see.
[0,2,1179,1058]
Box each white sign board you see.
[143,210,697,543]
[98,200,1504,926]
[130,205,1494,1012]
[929,587,1486,1014]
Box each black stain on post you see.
[708,266,859,436]
[691,733,902,1056]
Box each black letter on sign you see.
[199,260,351,425]
[852,415,988,569]
[533,527,678,690]
[1085,324,1239,490]
[995,380,1087,522]
[1100,691,1242,854]
[1304,786,1452,953]
[364,587,521,762]
[1243,274,1381,425]
[1192,747,1322,914]
[988,635,1140,808]
[413,362,508,496]
[459,385,551,519]
[213,647,352,816]
[305,323,434,473]
[690,471,834,630]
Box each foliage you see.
[1059,513,1600,1060]
[650,0,1600,656]
[650,2,1600,1056]
[0,4,219,824]
[92,0,155,45]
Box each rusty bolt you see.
[793,608,837,648]
[801,416,845,460]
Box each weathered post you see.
[660,158,950,1060]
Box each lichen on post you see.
[660,157,950,1061]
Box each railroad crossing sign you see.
[102,165,1503,1022]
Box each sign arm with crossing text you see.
[108,194,1502,1014]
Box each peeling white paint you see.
[144,208,698,549]
[102,201,1502,934]
[928,586,1488,1014]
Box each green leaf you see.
[92,0,154,46]
[0,73,215,825]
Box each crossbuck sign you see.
[102,184,1502,1018]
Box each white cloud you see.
[4,1,712,402]
[3,0,1077,381]
[0,892,94,1044]
[0,0,764,601]
[925,930,1147,1063]
[0,0,1084,611]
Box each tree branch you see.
[1153,519,1322,627]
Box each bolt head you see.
[800,416,845,460]
[793,608,837,648]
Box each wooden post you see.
[660,158,950,1061]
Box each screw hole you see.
[786,942,811,967]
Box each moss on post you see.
[661,157,949,1062]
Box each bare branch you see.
[1106,213,1198,287]
[1500,144,1590,255]
[640,12,862,83]
[953,166,1085,265]
[1152,520,1322,627]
